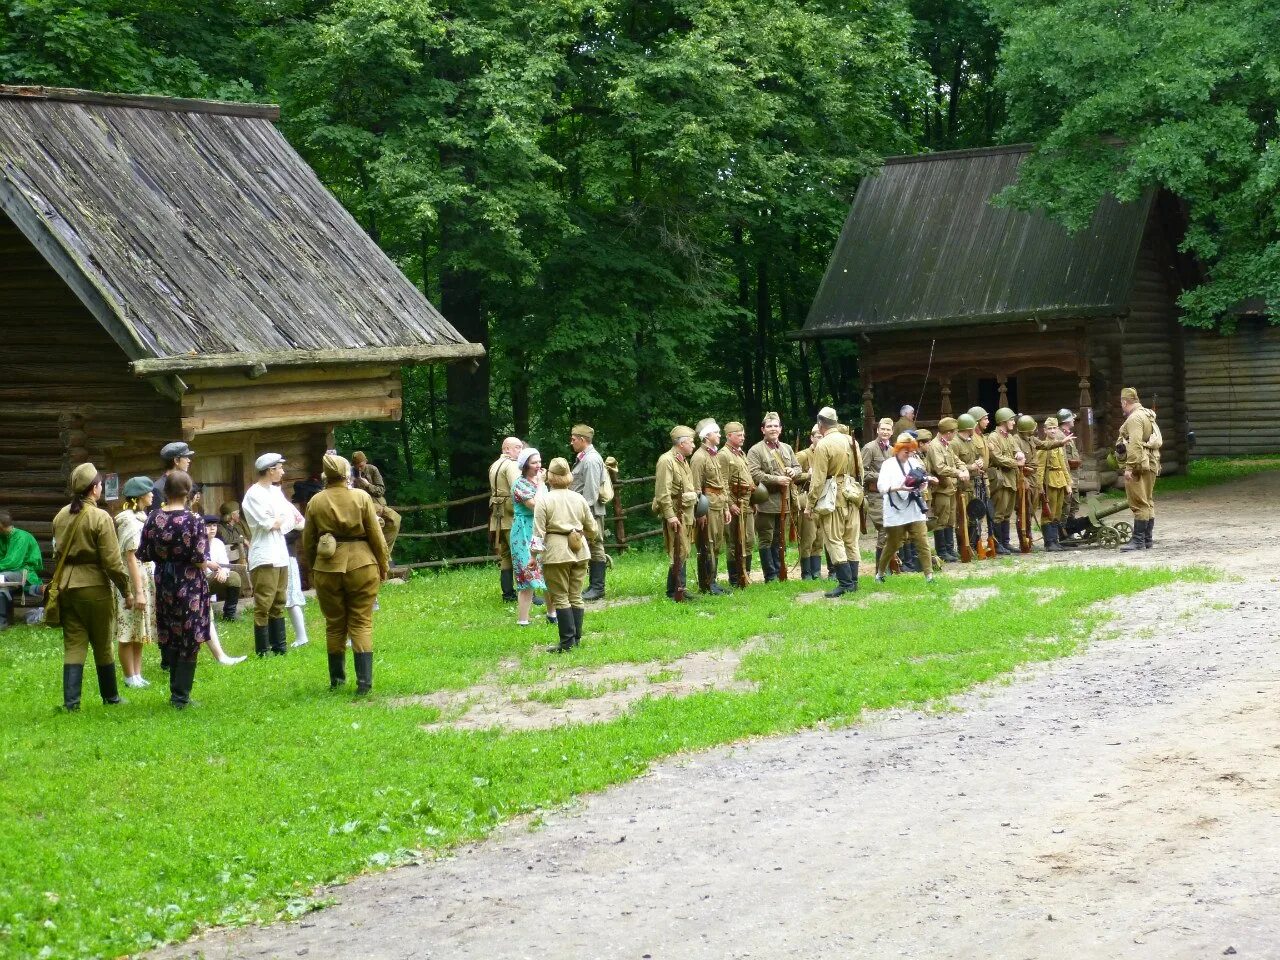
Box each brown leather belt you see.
[702,486,724,495]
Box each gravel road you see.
[156,473,1280,960]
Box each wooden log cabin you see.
[0,86,482,555]
[800,143,1278,486]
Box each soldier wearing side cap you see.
[52,462,132,711]
[1037,416,1073,552]
[150,441,194,515]
[805,406,860,597]
[569,423,610,600]
[654,426,697,600]
[720,421,755,587]
[488,437,523,602]
[1117,387,1160,551]
[690,419,730,595]
[352,450,401,562]
[952,410,988,553]
[746,412,801,583]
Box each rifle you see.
[956,489,972,562]
[777,481,790,582]
[1016,469,1033,553]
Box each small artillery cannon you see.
[1060,494,1133,548]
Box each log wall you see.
[1184,318,1280,455]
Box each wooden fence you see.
[389,466,662,573]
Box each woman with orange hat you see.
[874,434,937,584]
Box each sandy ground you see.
[154,472,1280,960]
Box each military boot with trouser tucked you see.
[1121,519,1148,552]
[354,652,374,694]
[582,560,607,601]
[328,652,346,688]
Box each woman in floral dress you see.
[510,448,548,627]
[139,470,210,709]
[114,476,157,688]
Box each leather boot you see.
[849,561,859,591]
[759,548,776,583]
[1145,518,1155,548]
[582,560,607,601]
[169,659,196,709]
[1044,522,1062,552]
[945,529,961,562]
[268,617,288,654]
[995,521,1013,555]
[709,555,729,595]
[1122,518,1147,552]
[824,562,855,598]
[62,663,84,712]
[550,610,575,652]
[572,607,585,648]
[96,663,123,705]
[934,531,949,563]
[771,545,784,579]
[500,568,517,603]
[328,652,347,689]
[354,652,374,694]
[222,585,240,621]
[253,624,269,657]
[727,556,740,587]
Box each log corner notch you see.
[130,343,487,378]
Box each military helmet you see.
[694,493,711,519]
[1057,408,1076,423]
[1016,415,1037,434]
[967,406,988,421]
[956,413,977,431]
[750,482,770,505]
[993,406,1016,425]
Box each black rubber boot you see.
[328,652,347,689]
[500,568,517,603]
[824,562,854,598]
[1122,519,1147,552]
[96,662,123,705]
[1044,523,1062,552]
[745,552,753,574]
[849,561,859,591]
[354,652,373,694]
[572,607,585,648]
[582,561,606,601]
[222,585,240,621]
[550,610,575,652]
[709,556,729,595]
[995,521,1013,555]
[933,531,949,564]
[759,548,776,583]
[268,617,288,655]
[727,556,740,587]
[945,529,961,562]
[1145,518,1155,548]
[254,624,270,657]
[62,663,84,712]
[169,659,196,709]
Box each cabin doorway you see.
[192,454,243,516]
[977,377,1017,414]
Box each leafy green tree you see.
[988,0,1280,327]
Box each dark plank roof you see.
[801,144,1153,337]
[0,86,481,370]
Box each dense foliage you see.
[2,0,1273,507]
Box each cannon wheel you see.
[1096,526,1122,549]
[1113,521,1133,545]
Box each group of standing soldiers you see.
[650,386,1161,600]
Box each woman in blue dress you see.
[510,448,549,626]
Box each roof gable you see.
[0,86,480,370]
[801,144,1153,337]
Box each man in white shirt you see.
[241,453,303,655]
[874,434,937,585]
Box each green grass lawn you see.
[1159,453,1280,493]
[0,552,1196,959]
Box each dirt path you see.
[156,473,1280,960]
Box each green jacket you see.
[0,526,43,586]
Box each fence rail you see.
[387,464,663,572]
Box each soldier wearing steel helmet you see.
[951,412,985,553]
[985,407,1021,554]
[1014,414,1041,530]
[925,417,966,562]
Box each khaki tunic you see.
[303,483,389,653]
[52,500,130,666]
[893,417,915,438]
[690,445,728,556]
[795,448,820,558]
[986,430,1021,522]
[720,445,756,558]
[353,462,387,505]
[860,438,892,544]
[1015,433,1041,523]
[534,488,598,609]
[1118,405,1159,520]
[1037,444,1072,522]
[488,455,519,569]
[654,448,696,558]
[924,437,963,529]
[809,430,859,564]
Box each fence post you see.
[608,462,627,551]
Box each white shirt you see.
[241,482,301,569]
[878,454,928,528]
[207,536,230,567]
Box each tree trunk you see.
[442,259,490,528]
[947,42,966,142]
[752,253,769,430]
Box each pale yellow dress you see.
[113,510,157,644]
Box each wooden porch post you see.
[861,383,876,443]
[939,376,952,418]
[997,374,1009,411]
[1077,374,1094,453]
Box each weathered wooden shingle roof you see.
[0,86,482,373]
[801,144,1153,337]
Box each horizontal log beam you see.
[133,344,486,376]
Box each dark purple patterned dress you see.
[139,508,210,658]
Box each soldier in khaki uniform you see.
[925,418,966,563]
[1014,415,1042,532]
[535,458,599,651]
[720,421,755,588]
[951,413,984,555]
[690,420,730,595]
[1057,408,1083,508]
[352,450,401,560]
[1117,387,1160,550]
[52,462,132,711]
[860,417,895,569]
[746,412,801,582]
[986,407,1022,555]
[303,455,389,694]
[795,425,822,579]
[1037,417,1073,552]
[805,406,860,597]
[654,425,698,600]
[488,437,522,602]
